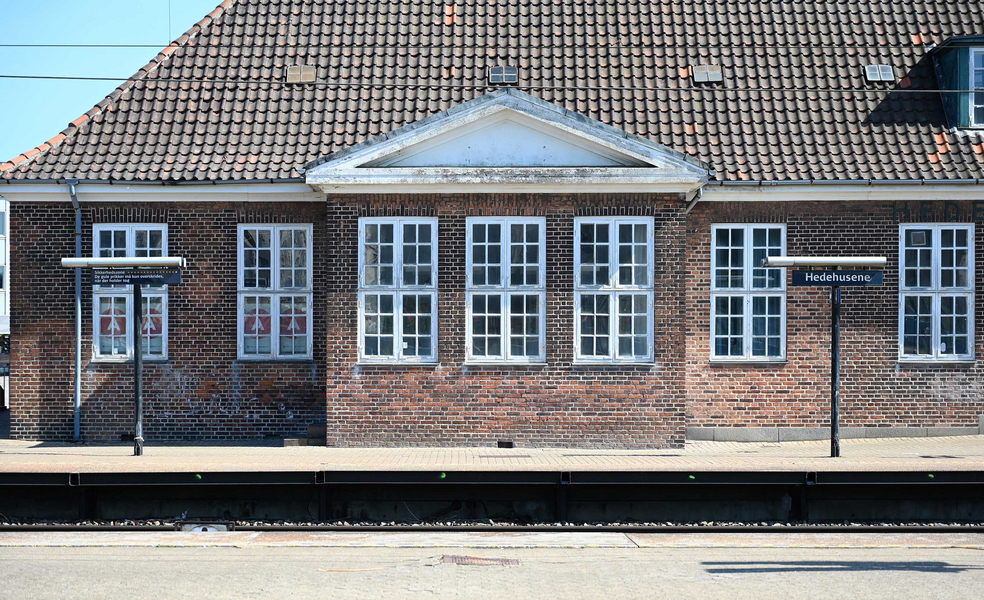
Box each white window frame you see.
[91,224,169,362]
[236,224,314,361]
[573,217,655,364]
[971,48,984,128]
[357,217,439,363]
[709,224,787,362]
[898,223,975,362]
[464,217,547,363]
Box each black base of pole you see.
[134,437,144,456]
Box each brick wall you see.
[686,200,984,430]
[10,201,327,442]
[324,193,688,448]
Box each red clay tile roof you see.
[2,0,983,182]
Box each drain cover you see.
[442,555,520,566]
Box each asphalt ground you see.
[0,532,982,599]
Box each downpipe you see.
[68,181,81,442]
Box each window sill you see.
[709,359,788,366]
[572,361,654,367]
[235,358,315,364]
[463,361,547,367]
[355,361,440,368]
[897,358,976,366]
[90,358,170,365]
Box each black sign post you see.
[93,268,182,456]
[791,267,883,458]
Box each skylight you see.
[692,64,723,83]
[488,66,518,85]
[864,64,895,82]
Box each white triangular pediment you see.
[367,111,647,168]
[305,89,708,193]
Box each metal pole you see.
[830,283,841,458]
[68,181,82,442]
[133,283,144,456]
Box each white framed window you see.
[972,49,984,127]
[573,217,654,364]
[358,218,438,363]
[92,224,168,361]
[710,224,786,361]
[899,224,975,361]
[237,225,313,360]
[465,218,546,363]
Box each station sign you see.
[92,268,182,286]
[791,270,883,286]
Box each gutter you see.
[709,178,984,187]
[1,178,307,186]
[68,180,82,442]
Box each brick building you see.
[1,1,982,447]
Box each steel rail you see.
[2,524,983,534]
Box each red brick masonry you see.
[687,200,983,431]
[8,196,983,446]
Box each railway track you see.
[3,522,984,533]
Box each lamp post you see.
[61,257,186,456]
[763,256,886,458]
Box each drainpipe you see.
[68,180,81,442]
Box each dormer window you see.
[930,39,984,129]
[973,49,984,126]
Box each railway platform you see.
[2,436,982,524]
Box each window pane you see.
[242,228,273,289]
[242,296,273,356]
[579,293,611,358]
[364,223,394,286]
[902,228,932,288]
[279,295,310,356]
[939,227,971,290]
[363,293,395,357]
[751,295,782,357]
[617,222,649,286]
[713,227,744,289]
[751,227,783,289]
[279,228,309,289]
[134,228,164,258]
[939,295,971,356]
[508,293,541,358]
[140,295,165,357]
[509,223,540,287]
[471,293,503,358]
[401,293,435,358]
[902,294,933,356]
[402,223,434,287]
[471,223,502,287]
[97,296,128,357]
[616,293,649,359]
[579,223,610,286]
[713,295,744,357]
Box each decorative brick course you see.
[686,200,984,431]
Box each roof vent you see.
[864,64,895,82]
[286,65,317,84]
[692,64,723,83]
[488,66,518,85]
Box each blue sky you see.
[0,0,220,163]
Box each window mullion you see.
[744,294,752,360]
[394,290,403,361]
[608,222,617,290]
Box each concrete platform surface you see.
[1,531,983,549]
[0,435,982,473]
[4,542,984,600]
